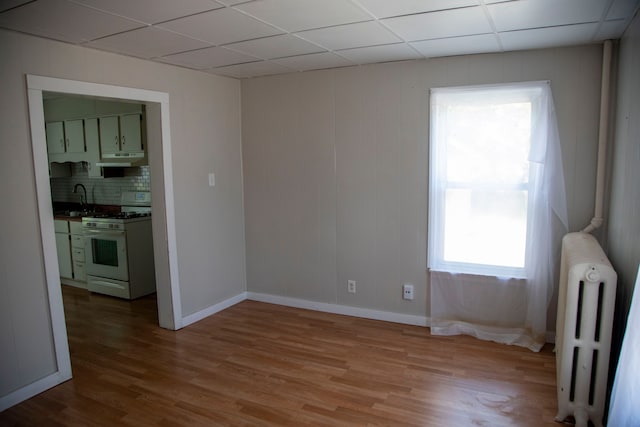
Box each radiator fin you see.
[594,282,604,342]
[589,349,598,406]
[575,281,584,339]
[570,347,579,402]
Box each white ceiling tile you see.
[499,23,599,51]
[356,0,478,19]
[607,0,640,20]
[72,0,223,24]
[0,0,143,43]
[88,27,210,58]
[235,0,372,32]
[1,0,638,78]
[274,52,354,71]
[211,60,293,78]
[0,0,31,13]
[382,7,492,42]
[225,34,324,59]
[158,7,282,45]
[595,19,628,40]
[159,46,258,69]
[297,21,401,51]
[488,0,606,32]
[411,34,500,58]
[337,43,422,64]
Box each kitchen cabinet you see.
[46,120,85,155]
[64,120,85,153]
[120,114,143,153]
[46,119,87,177]
[54,219,87,287]
[98,116,118,155]
[84,118,104,178]
[54,220,72,279]
[70,221,86,283]
[99,114,143,156]
[46,122,65,154]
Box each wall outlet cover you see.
[348,280,356,294]
[403,283,414,300]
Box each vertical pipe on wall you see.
[582,40,613,234]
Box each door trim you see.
[21,75,183,404]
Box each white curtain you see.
[429,82,568,352]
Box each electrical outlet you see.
[348,280,356,294]
[403,283,414,300]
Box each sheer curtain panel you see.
[428,81,568,352]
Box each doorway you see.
[26,75,183,387]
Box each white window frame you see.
[428,83,546,279]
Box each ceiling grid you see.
[0,0,638,78]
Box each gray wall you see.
[242,45,604,321]
[0,29,246,398]
[607,11,640,371]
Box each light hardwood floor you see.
[1,286,561,426]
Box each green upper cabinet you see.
[119,114,143,153]
[98,116,119,156]
[44,97,145,177]
[45,121,65,154]
[99,114,142,155]
[46,120,85,155]
[64,120,85,153]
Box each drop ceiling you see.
[0,0,638,79]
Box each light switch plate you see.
[208,173,215,187]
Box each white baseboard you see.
[0,370,71,412]
[246,292,429,327]
[244,292,556,344]
[181,292,247,327]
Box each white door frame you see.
[24,74,183,395]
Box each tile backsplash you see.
[51,163,151,205]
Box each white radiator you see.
[555,232,617,427]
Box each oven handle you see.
[84,229,125,237]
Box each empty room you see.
[1,1,640,426]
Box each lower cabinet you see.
[54,220,73,279]
[70,221,86,283]
[54,219,87,288]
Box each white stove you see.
[82,191,155,299]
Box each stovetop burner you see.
[114,212,151,219]
[90,212,151,219]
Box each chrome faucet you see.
[73,183,88,208]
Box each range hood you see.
[96,152,146,167]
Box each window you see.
[428,81,569,351]
[429,83,546,278]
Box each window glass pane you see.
[443,188,527,268]
[445,102,531,185]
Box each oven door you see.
[84,228,128,281]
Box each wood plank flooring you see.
[0,286,561,426]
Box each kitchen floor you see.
[0,286,560,426]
